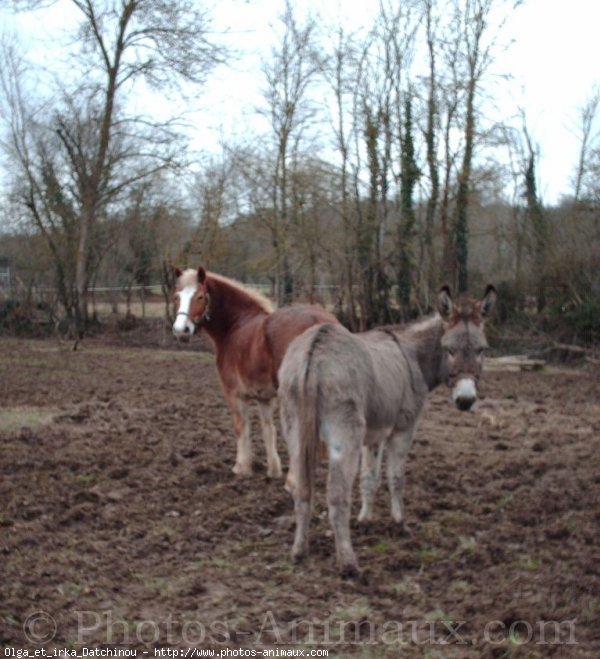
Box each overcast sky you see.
[3,0,600,205]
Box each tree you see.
[397,91,421,316]
[453,0,494,293]
[522,126,547,311]
[319,25,361,328]
[260,0,318,304]
[2,0,224,336]
[426,0,521,292]
[422,0,440,305]
[573,85,600,203]
[349,1,420,327]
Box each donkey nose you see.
[452,378,477,412]
[455,395,475,411]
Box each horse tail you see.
[295,324,332,504]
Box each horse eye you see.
[196,294,204,301]
[445,348,455,357]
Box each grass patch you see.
[143,577,174,597]
[581,597,600,623]
[416,545,439,566]
[495,494,514,510]
[449,579,471,594]
[372,541,390,554]
[517,555,540,572]
[0,406,59,432]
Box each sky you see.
[2,0,600,205]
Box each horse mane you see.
[208,272,274,314]
[177,268,273,313]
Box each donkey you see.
[172,266,338,478]
[278,285,497,576]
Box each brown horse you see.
[278,285,497,576]
[172,267,338,478]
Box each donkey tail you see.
[294,324,332,504]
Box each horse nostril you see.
[183,325,190,334]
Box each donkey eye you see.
[445,348,455,357]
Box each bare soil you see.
[1,328,599,657]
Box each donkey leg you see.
[358,443,381,523]
[280,406,311,561]
[326,419,363,576]
[230,397,253,476]
[291,495,312,563]
[281,405,298,496]
[257,398,282,478]
[387,426,416,528]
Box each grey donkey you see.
[278,285,497,576]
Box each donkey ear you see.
[197,266,207,283]
[480,284,497,319]
[437,285,454,321]
[173,266,182,279]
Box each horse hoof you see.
[267,464,283,479]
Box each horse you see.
[171,266,338,478]
[278,284,497,576]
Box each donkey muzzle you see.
[452,377,477,411]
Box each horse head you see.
[437,284,497,411]
[172,266,211,339]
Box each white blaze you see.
[452,377,477,403]
[172,286,197,336]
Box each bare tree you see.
[426,0,521,292]
[260,0,318,305]
[2,0,224,336]
[319,25,361,328]
[421,0,441,305]
[573,85,600,203]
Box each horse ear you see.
[197,267,206,283]
[437,285,454,321]
[480,284,497,319]
[173,267,182,279]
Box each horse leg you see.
[357,442,384,523]
[229,396,253,476]
[257,398,282,478]
[386,425,416,529]
[326,416,363,577]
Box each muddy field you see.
[1,328,599,657]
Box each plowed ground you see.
[1,331,599,657]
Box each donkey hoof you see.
[340,562,361,579]
[284,473,296,495]
[232,462,253,476]
[291,546,308,564]
[391,520,412,538]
